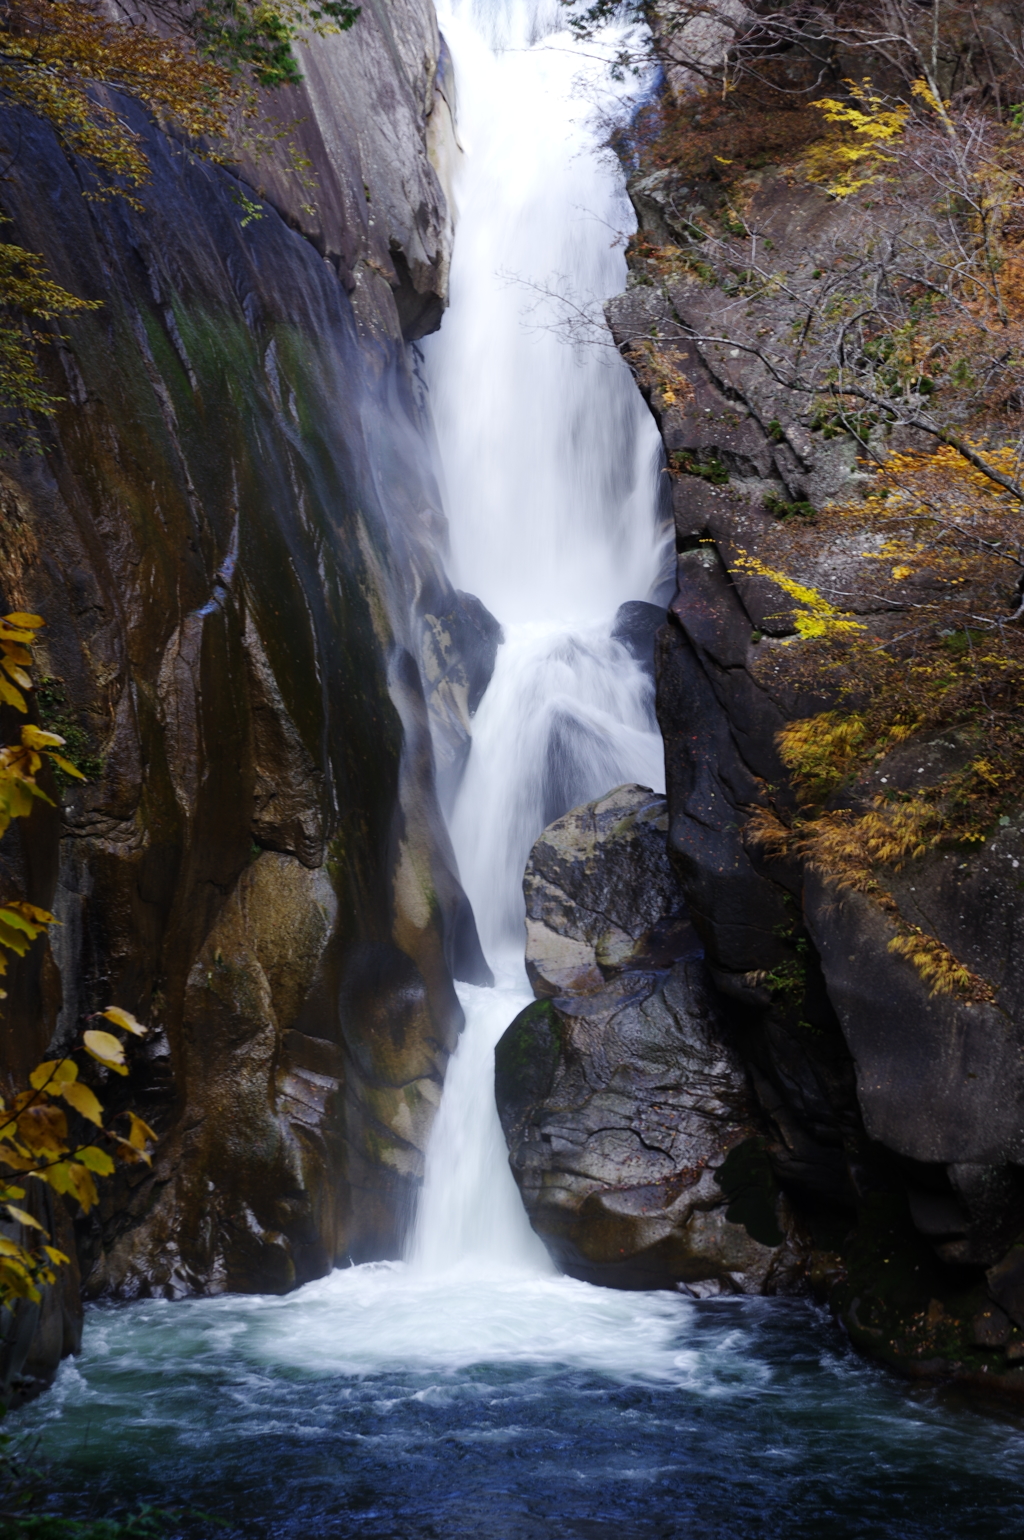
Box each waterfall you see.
[408,0,668,1273]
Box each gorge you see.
[3,0,1024,1535]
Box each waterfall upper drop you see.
[423,0,669,960]
[425,0,667,628]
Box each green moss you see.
[670,450,730,485]
[494,999,563,1121]
[764,492,816,521]
[36,677,104,785]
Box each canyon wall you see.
[498,161,1024,1392]
[0,0,484,1399]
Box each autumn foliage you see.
[0,614,156,1308]
[0,0,359,439]
[737,442,1024,1002]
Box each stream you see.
[11,0,1024,1533]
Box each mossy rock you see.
[494,998,562,1146]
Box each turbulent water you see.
[12,1,1024,1535]
[19,1275,1024,1538]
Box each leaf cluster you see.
[192,0,359,88]
[0,612,158,1306]
[0,1,239,200]
[0,1012,156,1306]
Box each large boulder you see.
[523,784,698,997]
[496,785,804,1292]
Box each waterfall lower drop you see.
[407,0,668,1277]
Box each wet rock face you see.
[610,600,666,681]
[496,786,804,1293]
[420,588,503,815]
[0,0,481,1378]
[236,0,456,339]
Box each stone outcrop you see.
[0,5,478,1400]
[597,161,1024,1388]
[419,588,503,814]
[495,785,804,1293]
[522,785,697,997]
[236,0,458,341]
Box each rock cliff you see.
[0,1,484,1401]
[591,163,1024,1390]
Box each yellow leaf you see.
[111,1134,150,1166]
[17,1103,68,1154]
[0,675,26,712]
[83,1029,128,1075]
[3,1204,43,1230]
[0,1268,41,1301]
[0,1235,28,1257]
[35,1159,74,1195]
[60,1080,103,1126]
[76,1144,114,1176]
[21,725,64,750]
[46,752,86,780]
[0,906,47,940]
[0,921,34,957]
[43,1245,69,1265]
[6,900,57,926]
[29,1058,77,1091]
[3,613,43,630]
[65,1162,100,1212]
[102,1006,147,1037]
[0,657,31,690]
[127,1111,157,1148]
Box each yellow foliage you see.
[776,711,867,794]
[0,1,238,202]
[747,798,992,1001]
[629,338,696,409]
[887,931,992,1001]
[0,1007,157,1303]
[805,80,910,196]
[0,608,158,1307]
[732,552,866,640]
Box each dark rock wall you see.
[0,4,481,1399]
[593,164,1024,1389]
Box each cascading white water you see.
[408,0,669,1273]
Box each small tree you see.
[0,611,156,1308]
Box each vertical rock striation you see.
[0,0,481,1397]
